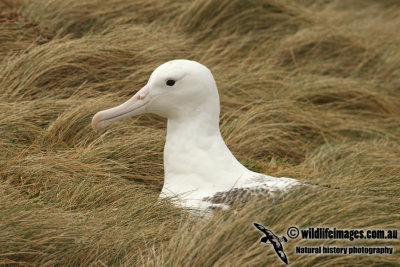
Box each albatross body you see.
[92,60,301,211]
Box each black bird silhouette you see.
[253,222,289,264]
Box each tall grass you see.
[1,0,399,266]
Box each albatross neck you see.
[166,109,220,138]
[163,107,250,194]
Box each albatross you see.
[92,59,301,211]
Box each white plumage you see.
[92,59,301,211]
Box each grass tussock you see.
[1,0,399,266]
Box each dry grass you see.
[1,0,399,266]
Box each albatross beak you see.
[92,84,150,131]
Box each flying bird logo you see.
[253,222,289,264]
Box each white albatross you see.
[92,59,302,211]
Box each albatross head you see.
[92,59,220,131]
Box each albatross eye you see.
[166,80,175,86]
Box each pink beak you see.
[92,84,150,131]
